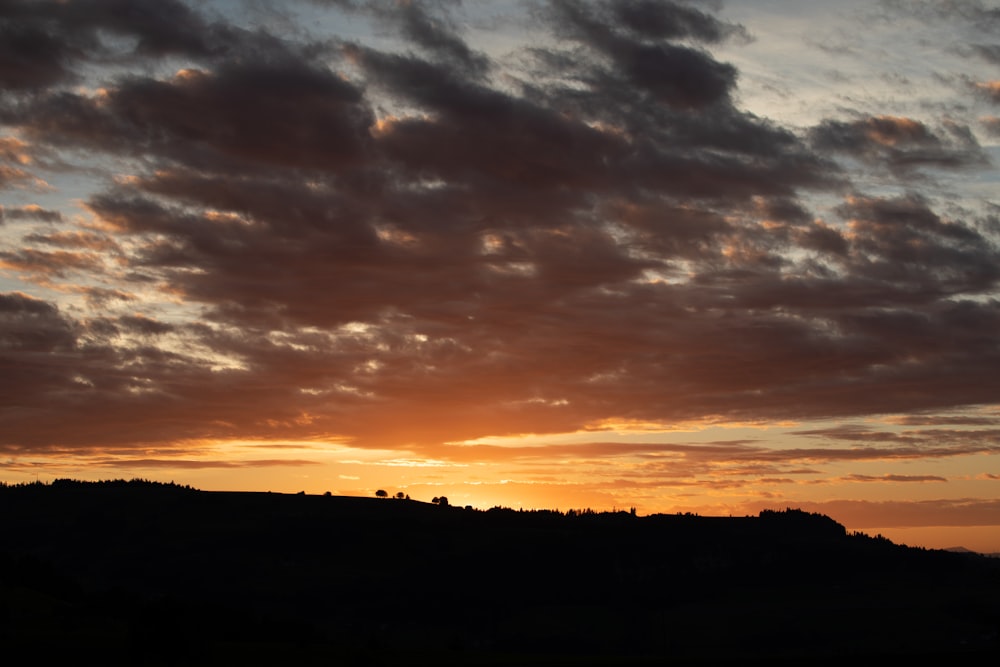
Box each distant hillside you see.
[946,546,1000,558]
[2,479,998,665]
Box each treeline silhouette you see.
[2,479,997,665]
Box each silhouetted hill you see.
[2,479,998,665]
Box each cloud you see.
[90,457,320,469]
[973,80,1000,103]
[793,422,1000,449]
[0,292,78,352]
[542,0,741,110]
[842,474,947,483]
[0,0,999,461]
[376,0,491,75]
[879,0,1000,32]
[810,115,987,175]
[0,136,31,163]
[0,136,44,190]
[834,193,1000,292]
[0,248,105,281]
[607,0,751,44]
[886,413,1000,427]
[5,61,373,173]
[879,0,1000,77]
[426,431,1000,473]
[0,0,236,90]
[981,115,1000,136]
[3,205,63,223]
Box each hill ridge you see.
[2,479,998,664]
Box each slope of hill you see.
[2,479,998,665]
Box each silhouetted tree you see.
[375,489,388,498]
[395,492,405,500]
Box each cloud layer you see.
[1,0,999,498]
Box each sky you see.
[2,0,1000,553]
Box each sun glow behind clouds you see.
[5,415,1000,550]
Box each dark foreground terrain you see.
[2,479,998,665]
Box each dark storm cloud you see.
[0,292,77,352]
[1,0,999,455]
[514,16,839,199]
[795,221,849,256]
[810,115,987,175]
[313,0,492,75]
[86,185,397,328]
[0,0,234,90]
[384,0,490,75]
[608,0,749,43]
[113,63,371,170]
[0,292,376,450]
[117,314,175,336]
[544,0,739,110]
[353,47,630,196]
[835,193,1000,294]
[4,59,373,173]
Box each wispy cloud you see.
[841,473,947,483]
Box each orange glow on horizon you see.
[4,427,998,554]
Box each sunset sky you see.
[2,0,1000,552]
